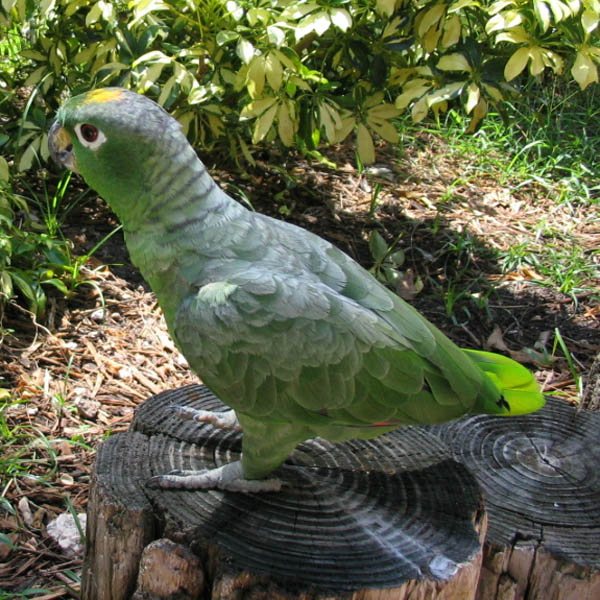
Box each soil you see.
[0,134,598,597]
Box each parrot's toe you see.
[146,460,282,493]
[170,405,242,431]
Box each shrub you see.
[1,0,599,167]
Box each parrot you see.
[49,88,545,493]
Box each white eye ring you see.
[74,123,107,150]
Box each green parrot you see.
[49,88,544,492]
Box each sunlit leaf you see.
[331,116,355,143]
[486,10,523,34]
[423,22,442,52]
[395,81,431,109]
[368,103,401,119]
[465,83,480,113]
[216,30,239,46]
[240,97,278,119]
[357,123,375,164]
[437,52,471,71]
[267,25,285,47]
[571,50,598,89]
[252,103,278,144]
[546,0,570,20]
[442,14,461,47]
[426,81,464,106]
[368,117,399,143]
[482,83,504,102]
[418,4,447,37]
[265,53,283,91]
[330,8,352,31]
[582,9,599,34]
[533,0,551,32]
[504,46,530,81]
[247,56,266,98]
[376,0,397,16]
[277,102,295,146]
[495,26,530,43]
[449,0,482,12]
[466,98,488,132]
[529,47,545,75]
[236,38,255,64]
[411,97,429,122]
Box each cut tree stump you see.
[81,386,600,600]
[435,397,600,600]
[82,385,486,600]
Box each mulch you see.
[1,134,598,597]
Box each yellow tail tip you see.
[464,349,545,415]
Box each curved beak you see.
[48,121,78,173]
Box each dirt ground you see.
[1,134,598,597]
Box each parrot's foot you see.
[170,405,241,431]
[147,460,282,493]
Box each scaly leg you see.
[147,412,310,493]
[170,405,241,430]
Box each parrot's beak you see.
[48,121,79,173]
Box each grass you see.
[396,78,600,306]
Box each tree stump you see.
[435,397,600,599]
[82,385,487,600]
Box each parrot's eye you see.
[74,123,107,150]
[81,124,98,142]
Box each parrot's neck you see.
[120,147,245,327]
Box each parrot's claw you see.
[170,405,242,431]
[147,460,282,493]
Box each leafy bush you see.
[1,0,599,168]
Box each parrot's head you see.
[49,88,185,221]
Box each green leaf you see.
[43,278,70,295]
[252,103,278,143]
[504,46,530,81]
[216,30,239,46]
[376,0,396,17]
[277,102,295,146]
[571,50,598,89]
[237,38,255,64]
[267,25,286,47]
[20,49,48,61]
[240,97,278,119]
[330,8,352,31]
[18,138,40,171]
[0,156,9,182]
[369,231,388,261]
[357,123,375,164]
[265,52,283,90]
[437,52,471,72]
[582,9,599,34]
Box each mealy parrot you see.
[49,88,544,492]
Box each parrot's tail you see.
[464,349,545,416]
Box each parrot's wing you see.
[273,218,487,402]
[173,259,484,434]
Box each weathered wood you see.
[582,352,600,410]
[132,538,205,599]
[81,432,157,600]
[435,397,600,600]
[82,384,487,599]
